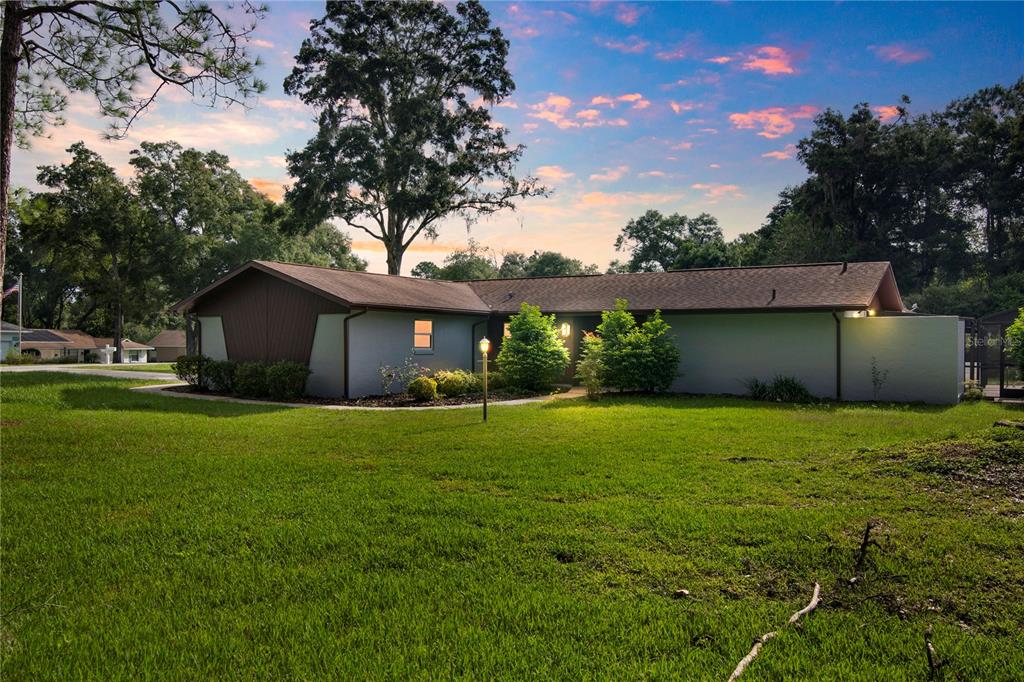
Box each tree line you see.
[3,141,365,349]
[416,79,1023,316]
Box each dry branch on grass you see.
[727,583,821,681]
[925,626,947,679]
[854,521,881,573]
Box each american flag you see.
[2,282,19,297]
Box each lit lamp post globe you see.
[479,337,491,421]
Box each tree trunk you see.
[0,2,24,291]
[385,241,403,275]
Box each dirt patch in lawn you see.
[881,425,1024,498]
[164,384,554,407]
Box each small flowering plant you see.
[378,357,429,395]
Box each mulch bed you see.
[164,384,551,407]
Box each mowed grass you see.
[67,362,177,373]
[1,373,1022,680]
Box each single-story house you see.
[173,259,965,404]
[147,329,186,362]
[1,321,22,357]
[20,329,153,363]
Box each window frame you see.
[413,319,434,354]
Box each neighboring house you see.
[1,321,23,357]
[20,329,153,363]
[147,330,186,362]
[172,260,965,404]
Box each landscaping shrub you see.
[1007,308,1024,370]
[496,303,570,391]
[434,369,481,397]
[3,351,37,365]
[234,362,269,398]
[407,376,438,402]
[172,354,211,388]
[575,332,605,400]
[962,379,984,401]
[379,357,427,395]
[596,299,679,392]
[746,375,816,403]
[476,370,505,390]
[266,361,311,401]
[205,360,238,393]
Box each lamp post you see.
[479,336,490,422]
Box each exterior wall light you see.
[560,322,571,338]
[868,309,877,317]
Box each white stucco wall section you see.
[664,313,837,398]
[307,313,345,398]
[347,311,485,398]
[198,316,227,361]
[841,315,962,404]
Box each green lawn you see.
[69,362,176,373]
[2,373,1022,680]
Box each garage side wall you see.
[663,312,837,398]
[841,315,962,404]
[347,311,485,398]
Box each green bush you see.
[407,376,438,402]
[266,361,311,401]
[3,351,37,365]
[433,369,481,397]
[746,375,815,403]
[962,379,984,401]
[205,360,238,393]
[1006,308,1024,370]
[575,332,605,400]
[476,370,505,390]
[172,355,211,388]
[596,300,680,392]
[234,362,269,398]
[496,303,570,391]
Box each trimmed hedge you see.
[266,361,311,401]
[175,355,310,400]
[434,369,482,397]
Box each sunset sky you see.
[10,1,1023,274]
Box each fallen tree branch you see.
[727,583,821,681]
[854,521,881,573]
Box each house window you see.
[413,320,433,353]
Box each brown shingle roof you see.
[174,260,904,316]
[468,261,902,313]
[174,261,492,314]
[147,329,186,348]
[21,330,154,350]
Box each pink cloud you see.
[250,38,275,49]
[535,165,575,183]
[729,105,818,138]
[741,46,796,75]
[669,100,702,114]
[528,94,579,129]
[614,3,646,25]
[869,43,932,64]
[597,36,649,54]
[617,93,651,109]
[670,141,694,151]
[761,143,798,160]
[639,170,666,178]
[605,118,629,127]
[706,55,733,64]
[579,191,684,208]
[873,105,902,122]
[708,163,720,169]
[691,182,744,202]
[576,108,601,121]
[590,165,629,182]
[591,95,616,107]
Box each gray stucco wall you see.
[198,316,227,361]
[665,312,838,398]
[841,315,962,404]
[347,311,486,398]
[306,313,345,398]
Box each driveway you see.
[0,365,175,381]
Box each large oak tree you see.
[0,0,267,290]
[283,0,545,275]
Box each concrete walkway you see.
[0,365,175,381]
[127,383,587,411]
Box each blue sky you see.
[11,1,1023,273]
